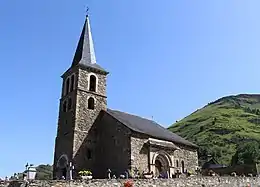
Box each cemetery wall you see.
[1,177,260,187]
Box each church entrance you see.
[62,168,67,179]
[56,154,69,179]
[154,154,170,178]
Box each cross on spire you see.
[86,7,89,17]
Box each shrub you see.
[78,170,92,176]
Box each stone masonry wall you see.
[2,177,260,187]
[92,112,132,178]
[174,145,199,173]
[130,133,199,176]
[72,68,107,170]
[53,69,79,178]
[77,68,107,96]
[130,133,149,173]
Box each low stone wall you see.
[1,177,260,187]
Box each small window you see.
[87,149,92,159]
[181,160,185,173]
[68,98,72,110]
[65,78,70,95]
[89,75,96,92]
[70,75,75,92]
[176,160,179,167]
[62,100,67,112]
[88,97,95,110]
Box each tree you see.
[35,164,53,180]
[231,141,260,165]
[199,126,204,132]
[212,117,217,125]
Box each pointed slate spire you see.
[71,13,107,73]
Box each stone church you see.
[53,14,199,179]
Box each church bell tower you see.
[53,13,109,179]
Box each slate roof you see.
[80,63,108,73]
[203,164,226,169]
[202,158,226,169]
[71,15,108,74]
[106,109,198,148]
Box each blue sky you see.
[1,0,260,178]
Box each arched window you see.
[181,160,185,173]
[88,97,95,110]
[62,100,67,112]
[65,77,70,95]
[89,75,96,92]
[176,160,179,167]
[70,75,75,92]
[68,98,72,110]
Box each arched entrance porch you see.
[154,154,170,178]
[56,154,69,179]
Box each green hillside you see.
[168,94,260,165]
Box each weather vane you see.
[86,7,89,17]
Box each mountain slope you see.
[168,94,260,165]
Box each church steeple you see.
[71,13,108,74]
[54,12,109,179]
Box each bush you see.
[78,170,92,176]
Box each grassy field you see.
[168,94,260,165]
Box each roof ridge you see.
[107,108,198,148]
[108,108,158,123]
